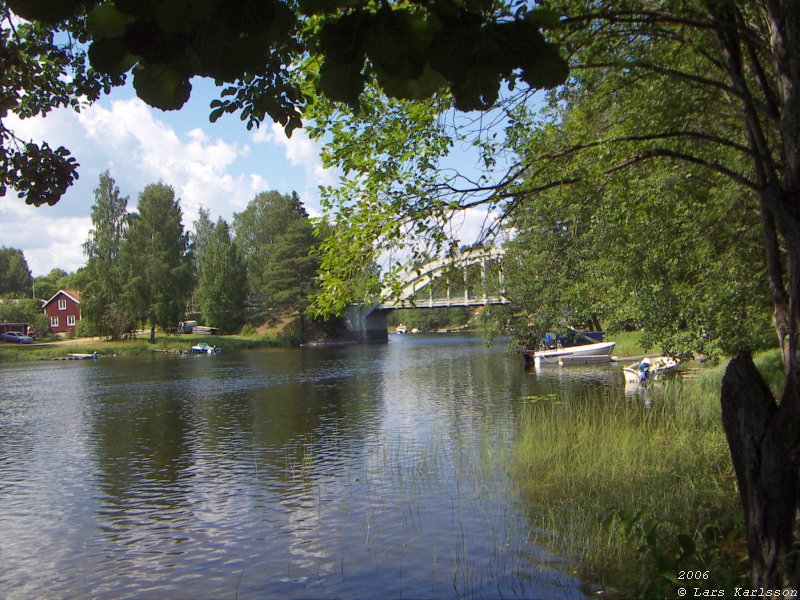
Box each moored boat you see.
[623,356,679,384]
[524,341,617,367]
[190,343,220,355]
[67,351,99,360]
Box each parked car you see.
[2,331,33,343]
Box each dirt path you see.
[30,336,103,347]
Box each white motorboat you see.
[190,343,220,355]
[67,351,99,360]
[623,356,679,384]
[524,341,616,366]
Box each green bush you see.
[0,298,40,324]
[239,323,257,336]
[601,507,746,597]
[29,313,49,336]
[75,318,101,338]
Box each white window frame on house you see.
[50,316,59,327]
[58,299,67,310]
[67,315,76,326]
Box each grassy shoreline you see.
[511,349,784,597]
[2,325,648,364]
[0,332,292,362]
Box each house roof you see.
[43,289,82,307]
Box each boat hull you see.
[67,352,98,360]
[525,342,616,366]
[190,344,220,354]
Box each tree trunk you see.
[298,311,306,343]
[721,353,800,587]
[149,318,156,344]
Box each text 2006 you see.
[679,571,710,580]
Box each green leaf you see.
[153,0,221,33]
[374,64,447,100]
[661,571,680,584]
[298,0,363,15]
[461,0,492,14]
[132,63,192,110]
[318,58,366,108]
[209,105,226,123]
[428,22,480,82]
[364,8,431,80]
[264,2,297,44]
[677,533,696,557]
[524,7,562,29]
[88,37,138,77]
[224,0,281,34]
[7,0,82,23]
[317,11,371,63]
[520,54,569,89]
[451,66,501,111]
[124,20,189,64]
[87,4,136,38]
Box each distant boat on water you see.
[191,343,220,355]
[67,352,99,360]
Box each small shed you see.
[0,323,29,335]
[43,290,83,335]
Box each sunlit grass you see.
[606,330,649,357]
[0,332,289,362]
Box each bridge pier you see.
[344,302,389,344]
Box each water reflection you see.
[531,361,622,389]
[0,336,592,599]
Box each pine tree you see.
[260,210,319,340]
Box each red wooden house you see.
[43,290,83,335]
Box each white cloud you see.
[445,207,501,248]
[0,202,90,275]
[253,122,338,212]
[2,96,298,274]
[75,98,269,225]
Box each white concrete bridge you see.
[345,247,508,342]
[381,247,508,309]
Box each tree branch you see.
[573,61,755,107]
[605,148,758,190]
[562,9,772,56]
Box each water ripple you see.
[0,336,588,599]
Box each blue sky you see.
[2,78,338,276]
[3,76,513,281]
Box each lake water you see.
[0,334,625,599]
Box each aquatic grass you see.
[274,418,539,598]
[507,353,791,595]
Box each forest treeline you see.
[0,172,322,342]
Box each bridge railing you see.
[380,248,508,310]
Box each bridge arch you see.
[381,247,508,310]
[344,247,509,343]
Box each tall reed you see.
[509,351,786,595]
